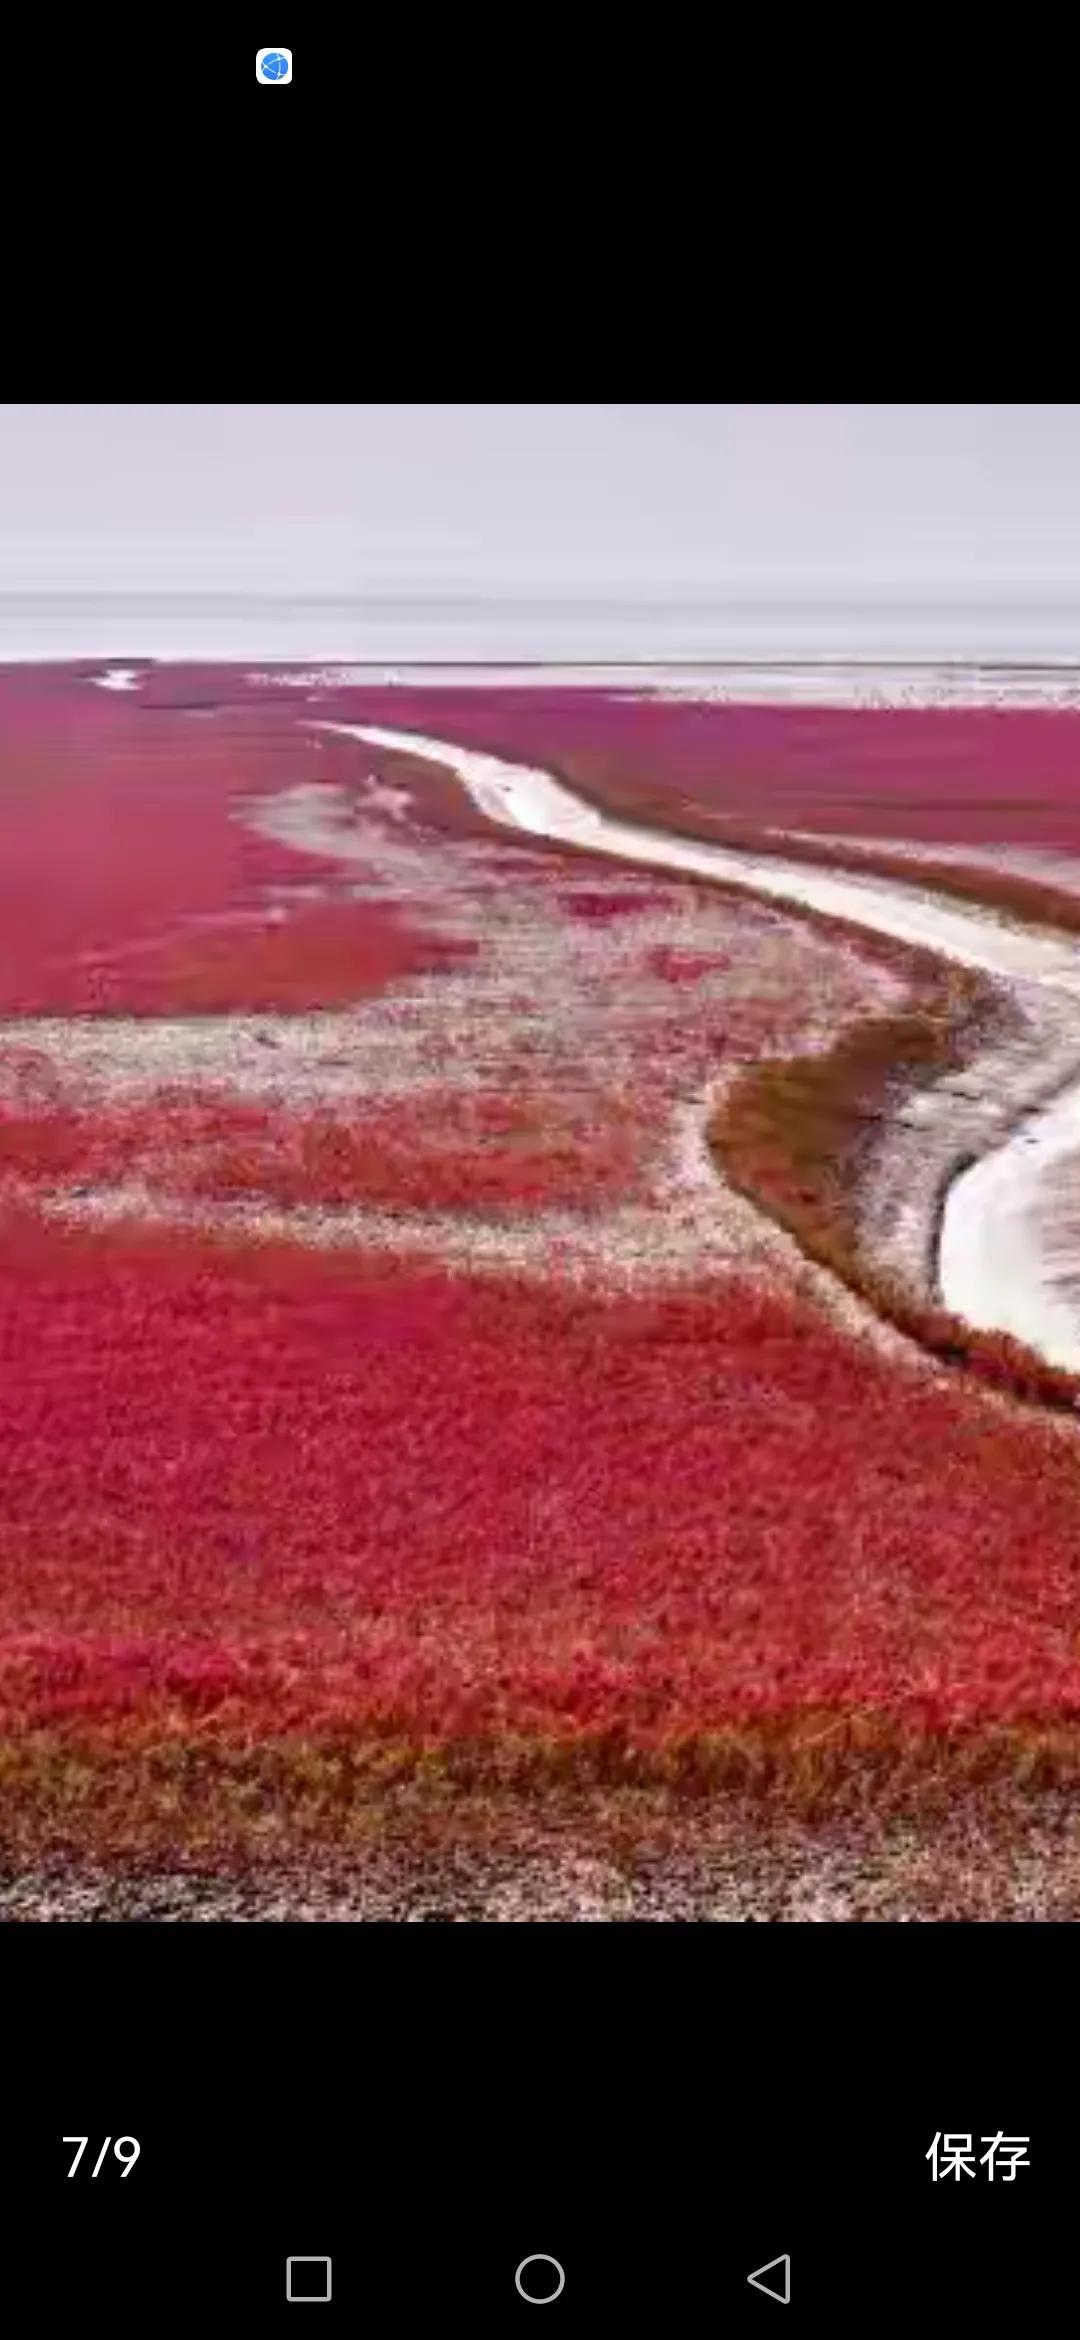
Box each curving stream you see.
[319,720,1080,1374]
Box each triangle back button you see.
[747,2253,791,2304]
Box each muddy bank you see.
[859,982,1080,1301]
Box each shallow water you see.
[9,587,1080,667]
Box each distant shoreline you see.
[6,650,1080,707]
[5,651,1080,669]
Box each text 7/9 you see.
[63,2138,141,2178]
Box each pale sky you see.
[3,404,1080,596]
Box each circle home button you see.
[515,2255,566,2304]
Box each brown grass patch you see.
[6,1715,1080,1866]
